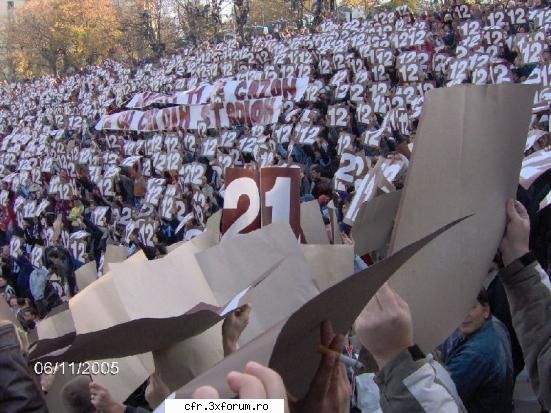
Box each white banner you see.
[126,85,214,109]
[96,97,283,131]
[219,78,309,102]
[126,79,307,109]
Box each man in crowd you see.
[438,289,514,412]
[0,0,550,410]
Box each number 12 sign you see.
[221,167,301,241]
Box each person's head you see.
[311,165,321,180]
[49,251,61,265]
[0,276,6,288]
[459,289,491,336]
[61,376,95,413]
[18,307,37,331]
[21,306,36,321]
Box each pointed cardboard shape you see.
[389,85,537,351]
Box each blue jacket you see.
[15,255,34,299]
[444,318,514,413]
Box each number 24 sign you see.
[221,167,301,241]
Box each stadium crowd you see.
[0,0,550,411]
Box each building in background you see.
[0,0,28,80]
[0,0,26,22]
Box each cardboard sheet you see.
[71,272,130,333]
[153,324,224,392]
[104,244,128,272]
[0,298,17,324]
[352,191,402,256]
[166,241,185,253]
[75,260,97,291]
[389,85,536,352]
[126,250,147,263]
[189,219,220,251]
[206,210,222,239]
[165,212,221,253]
[301,244,354,291]
[300,200,329,244]
[92,353,155,403]
[29,253,285,362]
[110,242,217,321]
[154,216,224,392]
[171,322,284,402]
[172,218,467,400]
[31,209,227,364]
[35,307,76,340]
[196,221,319,344]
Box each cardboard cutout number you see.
[222,168,301,240]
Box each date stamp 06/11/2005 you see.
[33,361,120,376]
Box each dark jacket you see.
[485,274,524,376]
[499,253,551,409]
[16,255,35,299]
[0,322,48,413]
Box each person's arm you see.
[292,320,351,413]
[499,256,551,409]
[222,304,251,356]
[0,322,48,413]
[192,320,350,413]
[499,199,551,409]
[444,349,489,404]
[89,382,150,413]
[145,372,170,410]
[355,284,466,412]
[192,362,289,412]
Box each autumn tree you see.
[173,0,222,46]
[234,0,251,43]
[338,0,378,15]
[119,0,170,61]
[5,0,123,78]
[248,0,295,26]
[386,0,421,12]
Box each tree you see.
[386,0,421,12]
[234,0,250,44]
[338,0,378,15]
[5,0,123,78]
[249,0,295,26]
[173,0,221,46]
[118,1,152,63]
[117,0,181,63]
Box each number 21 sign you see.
[221,167,301,241]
